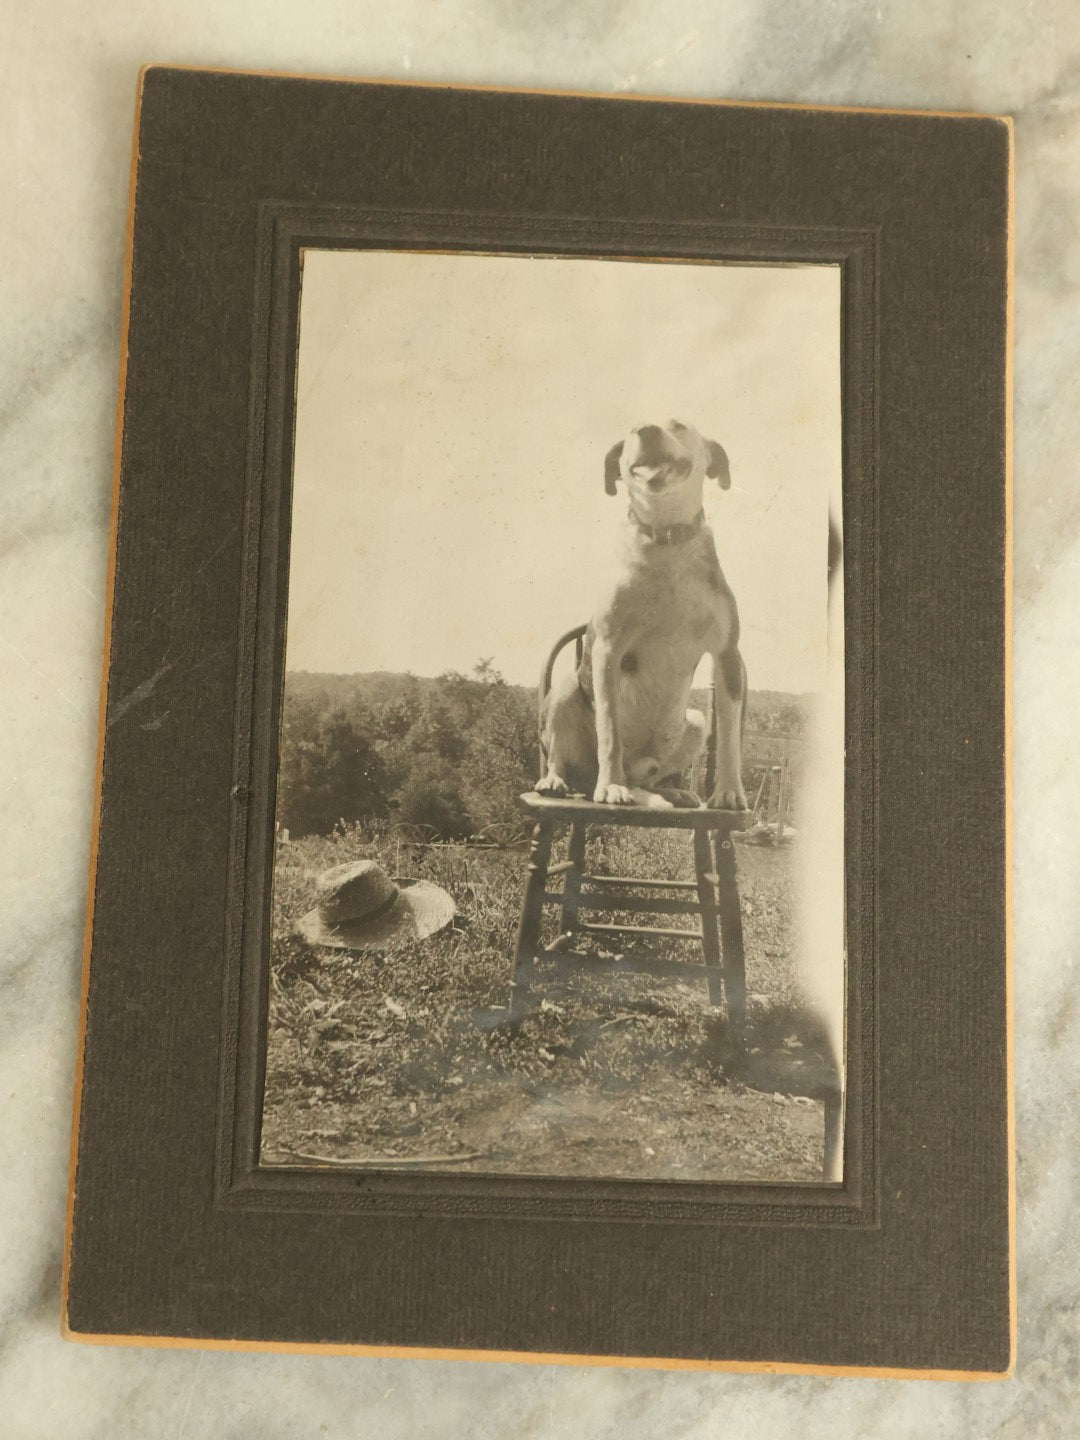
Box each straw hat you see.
[297,859,455,951]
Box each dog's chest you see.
[620,587,718,707]
[580,530,737,712]
[618,544,731,656]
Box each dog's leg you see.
[591,636,635,805]
[537,674,596,797]
[709,649,749,810]
[653,708,708,808]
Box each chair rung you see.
[542,892,703,916]
[542,950,716,980]
[581,874,702,891]
[576,921,703,943]
[577,894,704,916]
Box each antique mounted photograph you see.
[262,248,845,1184]
[64,68,1012,1374]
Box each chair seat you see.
[519,791,749,831]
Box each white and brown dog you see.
[538,420,748,811]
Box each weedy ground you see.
[262,824,835,1182]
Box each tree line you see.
[277,661,537,839]
[277,663,809,840]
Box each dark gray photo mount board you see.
[64,67,1013,1377]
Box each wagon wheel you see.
[393,822,442,846]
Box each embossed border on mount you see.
[216,203,879,1227]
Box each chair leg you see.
[509,821,553,1022]
[693,829,724,1007]
[559,822,588,937]
[714,833,747,1040]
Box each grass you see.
[262,821,835,1182]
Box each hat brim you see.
[297,878,456,951]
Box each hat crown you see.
[315,860,398,924]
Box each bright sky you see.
[285,250,842,693]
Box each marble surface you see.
[2,1,1077,1434]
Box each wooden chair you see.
[510,625,749,1038]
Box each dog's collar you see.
[627,506,706,545]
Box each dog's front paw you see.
[630,788,674,810]
[710,784,749,811]
[594,782,636,805]
[655,787,703,809]
[536,772,571,797]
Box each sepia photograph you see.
[260,247,845,1184]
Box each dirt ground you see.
[261,825,837,1183]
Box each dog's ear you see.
[604,441,624,496]
[705,439,731,489]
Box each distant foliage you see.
[279,664,810,840]
[279,663,537,839]
[394,756,473,838]
[745,691,809,736]
[277,697,390,838]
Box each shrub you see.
[277,698,390,837]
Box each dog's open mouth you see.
[631,457,692,492]
[631,467,671,491]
